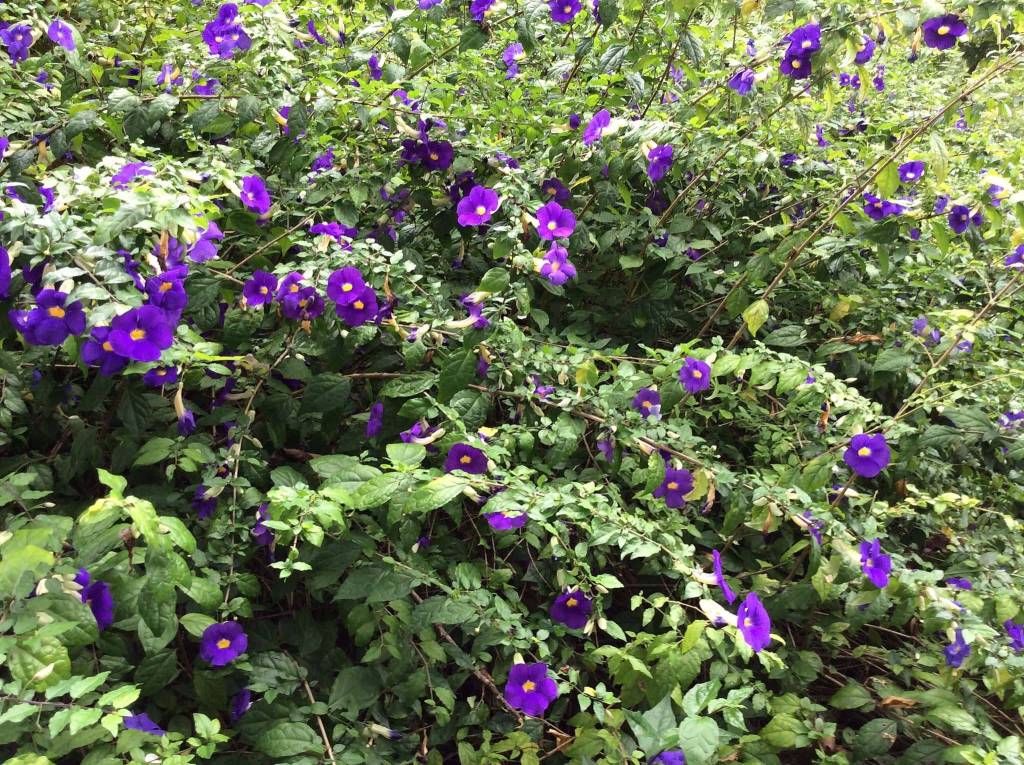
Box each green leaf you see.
[876,161,900,198]
[329,666,382,712]
[479,267,510,293]
[180,612,217,637]
[386,443,427,468]
[137,578,177,651]
[254,722,322,757]
[853,718,897,758]
[381,373,436,398]
[10,636,72,691]
[300,373,351,414]
[677,716,719,765]
[335,564,415,602]
[682,679,721,717]
[97,684,140,709]
[0,544,54,598]
[437,349,477,402]
[829,682,873,710]
[742,299,769,336]
[872,347,913,374]
[347,472,406,510]
[406,474,471,514]
[412,596,477,627]
[459,25,488,51]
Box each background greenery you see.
[2,0,1024,762]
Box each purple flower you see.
[188,222,223,262]
[199,621,248,666]
[504,663,558,717]
[0,25,33,64]
[678,356,711,394]
[945,629,969,668]
[368,55,382,80]
[651,752,685,765]
[632,387,661,419]
[712,550,736,605]
[239,175,271,215]
[859,538,891,588]
[0,247,10,299]
[470,0,496,21]
[568,113,581,130]
[535,202,576,240]
[311,147,334,173]
[334,285,378,326]
[251,502,274,546]
[946,577,972,590]
[947,204,971,234]
[242,270,278,306]
[550,589,592,629]
[780,153,798,168]
[922,15,967,50]
[12,289,86,346]
[202,4,252,58]
[111,161,154,190]
[366,401,384,438]
[194,76,221,95]
[786,23,820,55]
[988,184,1008,206]
[727,68,755,95]
[582,110,611,147]
[230,689,253,722]
[419,0,443,8]
[815,124,830,147]
[178,409,197,437]
[862,193,903,220]
[82,327,130,377]
[145,270,189,315]
[1005,620,1024,653]
[108,305,175,362]
[124,713,165,735]
[898,161,925,183]
[541,178,570,203]
[460,294,490,329]
[192,485,216,518]
[746,38,756,57]
[597,438,614,461]
[502,43,525,77]
[484,510,527,530]
[457,185,500,227]
[310,222,357,245]
[1005,245,1024,269]
[47,19,75,51]
[282,286,324,321]
[647,145,674,182]
[327,267,367,305]
[854,35,875,65]
[421,140,454,171]
[0,137,7,159]
[934,195,950,214]
[444,443,487,474]
[550,0,581,23]
[802,511,824,545]
[844,433,891,478]
[143,366,177,387]
[75,569,115,631]
[653,467,694,509]
[779,52,812,79]
[737,592,771,652]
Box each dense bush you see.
[2,0,1024,763]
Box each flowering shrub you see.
[2,0,1024,763]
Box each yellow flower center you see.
[48,306,66,318]
[299,298,308,308]
[937,25,950,35]
[159,281,173,292]
[666,481,679,490]
[475,205,486,216]
[563,4,572,12]
[102,341,113,352]
[801,39,812,49]
[792,59,802,68]
[744,617,753,627]
[460,455,472,464]
[857,446,871,457]
[546,187,556,195]
[522,680,536,692]
[429,152,439,161]
[214,35,223,43]
[353,300,364,310]
[692,369,703,379]
[566,598,578,608]
[342,283,353,292]
[547,221,557,230]
[259,286,268,294]
[156,369,166,376]
[642,400,652,409]
[130,329,146,341]
[290,284,299,293]
[550,261,560,271]
[216,638,231,649]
